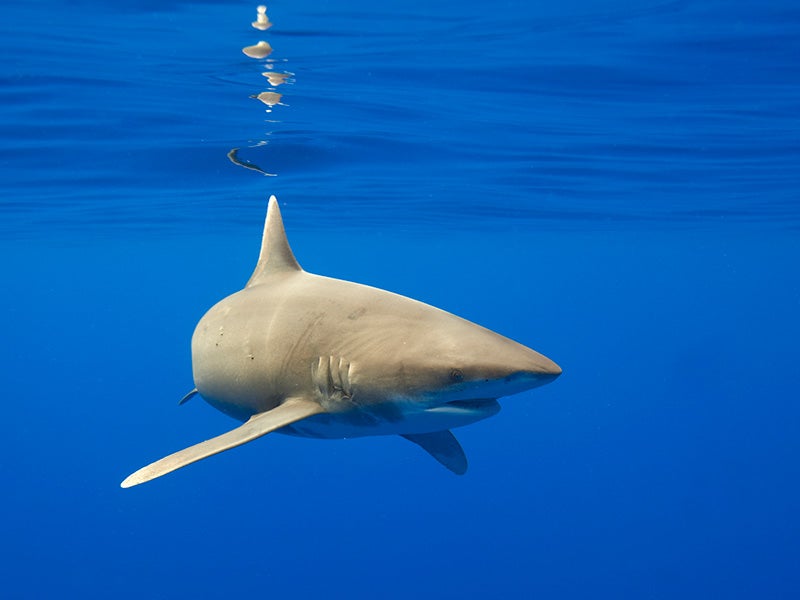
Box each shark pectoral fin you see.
[121,397,323,488]
[178,388,198,405]
[401,430,468,475]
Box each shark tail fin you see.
[121,397,323,488]
[401,430,468,475]
[246,195,302,287]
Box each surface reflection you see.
[261,71,289,87]
[251,5,272,31]
[242,40,272,59]
[227,148,275,177]
[231,5,293,177]
[253,91,283,108]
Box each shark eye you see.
[449,368,464,383]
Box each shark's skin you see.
[121,196,561,487]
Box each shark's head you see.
[339,303,561,431]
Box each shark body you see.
[122,197,561,487]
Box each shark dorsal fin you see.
[246,195,302,287]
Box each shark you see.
[121,196,561,487]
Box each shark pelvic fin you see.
[401,430,468,475]
[121,397,323,488]
[246,195,302,287]
[178,388,198,405]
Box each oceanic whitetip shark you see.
[121,196,561,487]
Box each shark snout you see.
[529,354,562,379]
[502,346,562,391]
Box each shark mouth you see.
[445,399,498,410]
[429,398,501,418]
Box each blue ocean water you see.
[1,0,798,598]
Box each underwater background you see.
[1,0,799,597]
